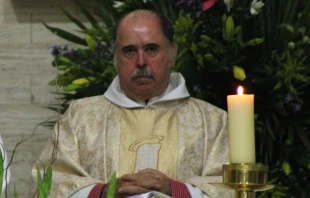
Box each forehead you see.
[117,12,166,46]
[124,10,159,22]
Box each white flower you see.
[114,1,124,8]
[250,0,265,15]
[224,0,234,12]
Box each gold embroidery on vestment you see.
[119,109,178,179]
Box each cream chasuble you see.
[32,73,233,197]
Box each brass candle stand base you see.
[211,163,274,198]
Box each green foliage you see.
[44,0,310,197]
[173,9,263,104]
[257,177,290,198]
[37,165,52,198]
[45,0,120,114]
[14,185,18,198]
[271,49,309,96]
[107,171,117,198]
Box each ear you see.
[113,54,118,70]
[169,43,178,69]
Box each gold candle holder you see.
[211,163,274,198]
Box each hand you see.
[101,169,171,198]
[100,175,151,198]
[119,169,171,196]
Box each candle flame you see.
[237,86,243,95]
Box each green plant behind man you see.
[43,0,310,197]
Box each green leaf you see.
[48,80,57,86]
[225,16,234,41]
[265,118,276,141]
[85,34,97,50]
[222,14,227,24]
[233,26,241,35]
[76,49,89,58]
[287,0,299,24]
[151,0,168,18]
[245,38,264,46]
[295,122,310,150]
[63,84,81,92]
[204,53,214,61]
[286,25,295,33]
[76,1,100,29]
[37,169,45,198]
[14,185,18,198]
[99,0,119,25]
[200,35,212,42]
[57,57,72,64]
[296,2,310,28]
[233,65,246,81]
[282,161,291,175]
[72,78,90,85]
[44,166,53,196]
[274,81,282,90]
[61,8,87,30]
[107,172,117,198]
[37,166,52,198]
[56,65,69,70]
[282,0,293,24]
[96,6,115,28]
[41,22,87,46]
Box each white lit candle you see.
[227,86,255,164]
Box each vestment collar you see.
[104,72,190,108]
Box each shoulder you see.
[186,97,227,116]
[73,95,108,104]
[68,95,111,114]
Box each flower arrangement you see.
[44,0,310,197]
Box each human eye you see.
[122,46,137,58]
[145,44,159,56]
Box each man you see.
[33,9,232,197]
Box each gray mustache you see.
[131,68,155,80]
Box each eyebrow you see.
[145,43,160,48]
[122,45,136,51]
[121,43,161,51]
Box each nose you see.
[137,50,146,68]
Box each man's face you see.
[114,13,177,101]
